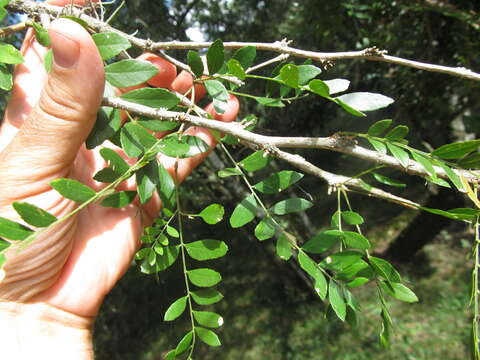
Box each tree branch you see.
[6,0,480,82]
[401,0,480,31]
[102,96,479,188]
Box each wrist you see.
[0,301,95,360]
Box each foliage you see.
[1,0,480,359]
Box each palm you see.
[0,29,147,316]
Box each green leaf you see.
[0,64,12,91]
[255,97,284,107]
[230,194,257,228]
[185,240,228,261]
[0,42,23,64]
[368,138,387,154]
[302,231,339,254]
[233,46,256,69]
[436,161,464,192]
[341,211,364,225]
[298,251,327,299]
[329,280,346,321]
[253,170,304,194]
[44,49,53,73]
[279,64,299,88]
[335,92,394,112]
[100,191,137,208]
[320,251,363,272]
[369,256,401,282]
[140,245,179,274]
[31,22,51,47]
[218,167,242,178]
[121,88,180,109]
[227,58,246,80]
[346,277,370,288]
[380,281,419,303]
[254,216,276,241]
[342,231,371,250]
[86,107,122,149]
[411,151,436,178]
[164,296,188,321]
[458,153,480,169]
[137,118,179,132]
[0,238,10,252]
[421,207,477,221]
[276,233,292,261]
[94,167,119,184]
[199,204,224,225]
[386,142,410,167]
[297,65,321,85]
[120,122,157,157]
[164,350,176,360]
[105,59,158,88]
[92,32,131,60]
[187,50,204,78]
[367,119,392,137]
[12,202,57,228]
[270,197,313,215]
[324,79,350,95]
[0,253,6,268]
[195,327,221,347]
[308,79,329,97]
[136,160,159,204]
[59,15,89,29]
[0,217,33,241]
[380,309,392,348]
[333,97,365,117]
[187,268,222,287]
[205,80,228,101]
[155,134,209,158]
[331,211,342,228]
[193,311,223,328]
[204,79,228,114]
[175,331,193,357]
[99,148,129,175]
[0,7,6,22]
[157,162,176,211]
[206,39,224,74]
[135,247,153,260]
[372,173,406,188]
[432,140,480,160]
[385,125,409,141]
[191,289,224,306]
[166,225,179,238]
[50,178,96,203]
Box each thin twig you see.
[6,0,480,82]
[102,96,480,185]
[0,22,27,37]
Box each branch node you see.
[145,38,154,51]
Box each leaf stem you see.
[175,185,196,359]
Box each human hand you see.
[0,0,238,333]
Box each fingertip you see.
[205,94,239,123]
[171,71,208,102]
[137,53,177,89]
[171,70,193,94]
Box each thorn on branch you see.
[363,46,388,57]
[322,60,335,70]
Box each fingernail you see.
[50,30,80,69]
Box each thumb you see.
[1,19,104,177]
